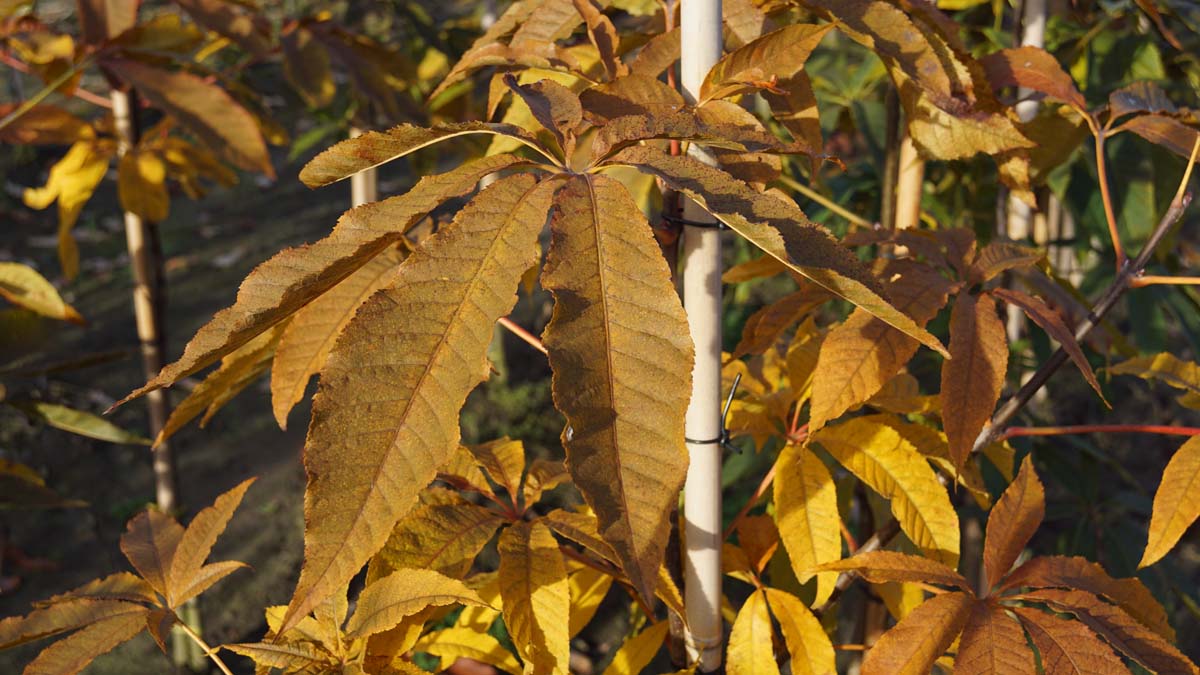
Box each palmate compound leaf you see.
[774,443,841,606]
[498,520,571,675]
[118,153,529,407]
[1140,436,1200,568]
[282,174,559,634]
[727,589,779,675]
[763,588,835,675]
[167,478,254,608]
[343,569,489,640]
[541,174,693,604]
[1019,589,1198,674]
[299,123,558,188]
[811,417,961,566]
[983,456,1044,592]
[1013,607,1127,675]
[941,292,1008,471]
[861,591,974,675]
[270,248,403,428]
[809,260,956,431]
[955,602,1036,675]
[608,146,948,356]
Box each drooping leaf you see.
[1000,556,1174,640]
[979,46,1087,111]
[0,263,83,324]
[344,569,487,640]
[610,147,947,355]
[23,611,148,675]
[983,456,1044,592]
[763,72,823,159]
[1013,607,1127,675]
[1140,436,1200,568]
[270,249,403,428]
[763,588,835,675]
[568,565,612,638]
[541,173,692,603]
[498,521,571,675]
[989,288,1104,403]
[118,509,183,598]
[812,418,961,566]
[22,139,112,279]
[283,175,557,633]
[941,292,1008,470]
[167,479,253,608]
[299,123,554,187]
[1020,589,1197,674]
[955,602,1036,675]
[116,149,169,222]
[1119,114,1200,159]
[810,261,955,430]
[968,242,1043,284]
[413,627,523,675]
[700,23,833,102]
[602,621,669,675]
[861,591,973,675]
[773,443,840,605]
[371,495,505,581]
[727,589,779,675]
[122,154,527,404]
[105,58,272,176]
[813,551,970,591]
[15,402,148,445]
[0,600,147,650]
[1110,352,1200,397]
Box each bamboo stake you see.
[349,127,378,206]
[679,0,724,670]
[893,132,924,231]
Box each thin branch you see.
[175,619,234,675]
[778,174,873,230]
[1130,275,1200,287]
[1001,424,1200,440]
[0,56,96,133]
[497,316,546,355]
[1094,132,1126,271]
[0,51,112,108]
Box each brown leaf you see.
[175,0,271,55]
[813,551,970,591]
[979,47,1087,111]
[1013,607,1127,675]
[1020,589,1197,674]
[504,75,582,155]
[281,26,335,109]
[498,520,571,675]
[628,27,679,78]
[732,287,829,357]
[1109,81,1179,120]
[281,174,558,634]
[1000,555,1174,641]
[860,591,973,675]
[968,241,1043,284]
[34,573,156,608]
[579,73,685,123]
[105,58,272,177]
[167,479,254,607]
[0,105,93,145]
[119,509,183,598]
[701,24,834,102]
[0,600,147,650]
[542,174,692,603]
[1118,114,1200,160]
[956,601,1036,675]
[77,0,138,46]
[810,260,955,430]
[572,0,626,80]
[989,288,1105,404]
[983,456,1044,592]
[541,508,619,566]
[609,146,948,356]
[941,292,1008,470]
[763,72,824,160]
[371,496,505,581]
[23,611,148,675]
[171,560,246,608]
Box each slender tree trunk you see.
[679,0,724,670]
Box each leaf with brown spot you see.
[609,147,947,355]
[282,175,558,635]
[1117,114,1200,159]
[498,521,571,675]
[956,601,1036,675]
[941,292,1008,471]
[1141,436,1200,568]
[1013,607,1127,675]
[542,174,692,603]
[861,591,973,675]
[990,288,1105,404]
[0,263,84,324]
[983,456,1044,592]
[763,72,824,160]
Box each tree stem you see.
[1001,424,1200,440]
[175,620,234,675]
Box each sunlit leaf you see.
[1110,352,1200,397]
[344,569,487,639]
[1013,607,1126,675]
[413,627,523,675]
[1140,436,1200,568]
[990,288,1104,403]
[22,139,112,279]
[763,588,835,675]
[498,520,570,675]
[15,402,148,445]
[602,621,668,675]
[979,47,1087,111]
[700,24,833,102]
[955,602,1036,675]
[23,610,148,675]
[0,600,147,650]
[814,551,970,591]
[168,479,254,607]
[0,263,83,324]
[727,589,778,675]
[861,592,973,675]
[372,494,505,581]
[567,565,612,638]
[941,293,1008,470]
[774,443,840,605]
[983,456,1044,592]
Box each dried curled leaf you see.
[282,175,557,634]
[1140,436,1200,568]
[941,293,1008,470]
[983,456,1044,592]
[861,592,974,675]
[542,174,692,603]
[498,521,571,675]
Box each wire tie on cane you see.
[685,373,741,453]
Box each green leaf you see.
[13,401,148,445]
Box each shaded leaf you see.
[168,479,254,607]
[283,174,557,633]
[573,0,626,81]
[23,611,148,675]
[116,149,169,222]
[602,621,669,675]
[344,569,487,639]
[763,73,823,159]
[968,242,1043,284]
[498,521,571,675]
[941,292,1008,470]
[727,589,779,675]
[504,76,582,154]
[0,600,147,650]
[861,591,973,675]
[628,27,679,78]
[175,0,271,55]
[983,456,1044,592]
[35,574,155,608]
[990,288,1104,403]
[813,551,970,591]
[76,0,137,45]
[0,105,93,145]
[956,601,1036,675]
[1140,436,1200,568]
[1013,607,1126,675]
[732,287,829,358]
[15,402,147,445]
[701,24,833,102]
[1119,114,1200,160]
[1110,353,1200,397]
[580,74,684,123]
[541,174,692,603]
[979,47,1086,111]
[118,508,183,597]
[0,263,83,324]
[763,588,835,675]
[774,443,840,605]
[281,26,335,109]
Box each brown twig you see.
[1094,131,1127,271]
[1001,424,1200,440]
[497,316,547,355]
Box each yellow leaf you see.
[23,611,148,675]
[225,641,331,671]
[283,174,558,633]
[727,589,779,675]
[732,288,828,358]
[470,437,527,498]
[498,520,571,675]
[610,147,947,356]
[941,292,1008,470]
[568,565,612,638]
[414,627,523,675]
[344,569,487,640]
[119,509,184,597]
[0,104,93,145]
[0,263,83,323]
[168,479,254,608]
[23,139,111,280]
[602,621,669,675]
[774,444,840,606]
[524,459,570,506]
[763,588,835,675]
[810,261,955,431]
[117,149,169,222]
[954,601,1035,675]
[874,582,925,621]
[861,592,974,675]
[542,508,619,565]
[371,495,505,581]
[983,456,1044,592]
[270,249,403,428]
[504,76,582,155]
[875,415,991,509]
[1141,436,1200,568]
[541,174,692,603]
[812,417,961,566]
[121,153,528,407]
[1110,352,1200,397]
